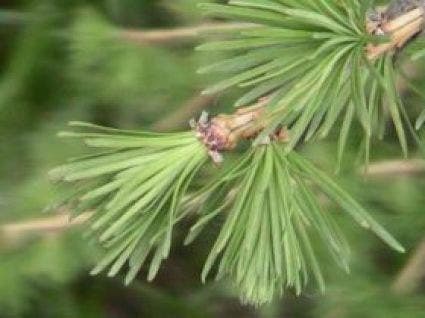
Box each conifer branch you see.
[195,2,425,161]
[3,158,422,244]
[119,5,425,58]
[45,0,423,307]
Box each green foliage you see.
[48,122,405,306]
[198,0,425,163]
[186,142,403,305]
[47,0,414,308]
[49,122,208,284]
[1,0,424,316]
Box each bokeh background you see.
[0,0,424,317]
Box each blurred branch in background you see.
[392,238,425,295]
[0,212,91,246]
[120,23,254,45]
[2,159,424,245]
[363,159,425,177]
[0,8,253,46]
[0,89,218,246]
[0,9,28,26]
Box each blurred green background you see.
[0,0,424,317]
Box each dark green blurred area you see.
[0,0,424,317]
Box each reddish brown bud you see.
[192,99,268,163]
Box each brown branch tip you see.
[367,6,425,59]
[191,98,289,163]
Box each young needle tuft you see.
[50,121,209,284]
[187,142,404,306]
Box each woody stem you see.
[367,7,425,59]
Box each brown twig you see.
[1,212,92,245]
[120,23,255,45]
[367,7,425,59]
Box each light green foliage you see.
[49,122,208,284]
[186,143,403,305]
[49,122,405,306]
